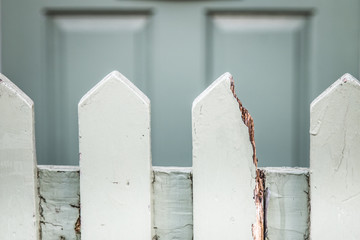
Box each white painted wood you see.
[262,167,309,240]
[192,72,256,239]
[38,165,80,240]
[0,74,39,239]
[78,71,152,240]
[152,167,193,240]
[310,73,360,239]
[35,165,315,240]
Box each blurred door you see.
[2,0,359,167]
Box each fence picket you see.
[0,74,39,239]
[310,73,360,239]
[192,73,257,239]
[78,71,152,239]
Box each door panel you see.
[46,14,151,165]
[209,14,310,166]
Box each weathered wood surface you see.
[0,74,39,239]
[310,73,360,239]
[38,165,80,240]
[262,167,309,240]
[152,167,193,240]
[78,71,152,239]
[36,166,315,240]
[192,72,256,239]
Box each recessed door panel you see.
[209,14,310,167]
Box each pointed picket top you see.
[79,70,149,107]
[310,73,360,113]
[192,73,257,239]
[310,73,360,239]
[0,74,39,239]
[79,71,152,239]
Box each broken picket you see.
[0,74,39,239]
[310,73,360,239]
[78,71,152,240]
[192,72,258,239]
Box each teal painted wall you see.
[1,0,359,167]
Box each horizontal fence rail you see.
[1,72,359,240]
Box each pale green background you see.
[1,0,359,167]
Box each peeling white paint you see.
[38,165,80,239]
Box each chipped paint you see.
[193,73,256,239]
[38,165,80,239]
[230,77,264,240]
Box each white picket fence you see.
[1,71,360,240]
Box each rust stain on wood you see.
[75,216,81,234]
[230,77,264,240]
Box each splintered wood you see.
[230,77,264,240]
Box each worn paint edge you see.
[38,165,80,171]
[260,167,309,175]
[153,166,192,174]
[230,75,264,240]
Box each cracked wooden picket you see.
[0,74,39,239]
[310,73,360,239]
[78,71,152,240]
[192,73,258,239]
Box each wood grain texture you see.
[262,167,309,240]
[78,71,152,240]
[0,74,39,239]
[38,165,80,240]
[152,167,193,240]
[192,72,256,239]
[310,73,360,239]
